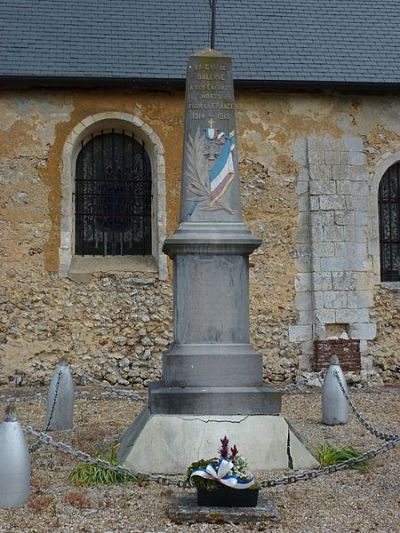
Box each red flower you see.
[230,444,238,460]
[219,436,229,459]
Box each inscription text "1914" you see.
[191,112,231,121]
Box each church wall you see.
[0,88,399,385]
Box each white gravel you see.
[0,386,399,532]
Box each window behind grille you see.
[75,131,152,256]
[379,162,400,281]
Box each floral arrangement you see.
[186,436,256,491]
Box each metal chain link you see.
[72,370,146,401]
[334,371,399,441]
[23,426,189,489]
[0,392,47,403]
[260,435,400,488]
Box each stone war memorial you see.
[119,45,317,473]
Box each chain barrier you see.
[23,426,189,489]
[0,390,145,404]
[22,423,400,491]
[334,371,399,442]
[0,392,47,403]
[259,435,400,487]
[4,368,399,490]
[72,370,146,401]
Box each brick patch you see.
[312,340,361,371]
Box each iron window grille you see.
[379,162,400,281]
[75,130,152,257]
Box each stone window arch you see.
[378,161,400,281]
[60,112,167,280]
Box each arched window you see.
[379,162,400,281]
[75,130,152,257]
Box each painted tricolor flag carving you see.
[209,131,235,207]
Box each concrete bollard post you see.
[0,403,31,508]
[45,360,74,431]
[322,355,349,425]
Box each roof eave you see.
[0,75,400,94]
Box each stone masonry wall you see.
[1,89,400,385]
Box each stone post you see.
[149,49,279,414]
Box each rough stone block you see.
[296,228,311,245]
[312,211,335,226]
[332,272,355,291]
[346,291,373,309]
[336,242,367,261]
[309,163,331,181]
[314,323,326,339]
[343,136,364,152]
[335,180,352,194]
[350,165,368,181]
[295,273,312,292]
[354,212,369,226]
[324,151,343,165]
[289,325,313,342]
[296,181,309,194]
[298,194,310,212]
[310,196,320,211]
[167,493,280,525]
[313,291,325,308]
[323,291,348,309]
[348,151,366,165]
[298,309,313,325]
[320,257,346,272]
[335,308,369,323]
[295,292,312,310]
[348,255,370,272]
[331,165,352,181]
[313,272,333,290]
[346,195,368,210]
[309,181,336,195]
[361,355,373,370]
[315,309,336,324]
[313,243,335,258]
[321,226,344,242]
[319,195,346,210]
[359,340,368,354]
[294,138,308,165]
[334,210,354,226]
[349,323,377,340]
[354,182,369,196]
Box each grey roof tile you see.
[0,0,399,84]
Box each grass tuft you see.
[68,444,138,486]
[314,442,368,473]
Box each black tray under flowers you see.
[197,486,259,507]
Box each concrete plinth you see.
[168,493,280,524]
[148,382,282,415]
[119,411,318,474]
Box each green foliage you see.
[314,442,368,473]
[186,458,220,491]
[69,444,138,486]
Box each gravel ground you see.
[0,386,399,532]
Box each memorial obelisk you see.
[119,10,317,473]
